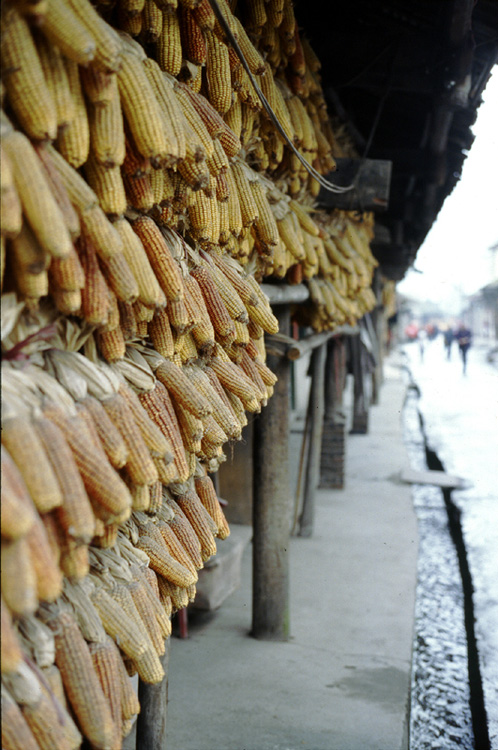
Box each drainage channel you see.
[402,381,490,750]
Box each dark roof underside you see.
[295,0,498,280]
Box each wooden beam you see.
[266,325,360,361]
[318,158,392,212]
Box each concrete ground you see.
[165,355,419,750]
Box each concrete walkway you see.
[166,355,418,750]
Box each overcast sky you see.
[397,67,498,313]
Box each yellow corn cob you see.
[1,537,37,616]
[207,138,230,177]
[209,355,261,410]
[186,365,241,439]
[190,264,236,339]
[173,490,218,562]
[155,359,212,418]
[42,402,132,524]
[148,307,175,358]
[166,506,204,570]
[128,579,166,657]
[156,575,187,613]
[174,401,203,453]
[65,0,122,72]
[230,162,259,228]
[84,156,127,216]
[187,187,215,244]
[49,247,85,294]
[1,686,40,750]
[204,28,232,114]
[99,392,158,484]
[143,0,163,42]
[19,683,73,750]
[157,9,182,75]
[0,147,22,239]
[113,217,164,308]
[2,414,64,514]
[1,7,57,141]
[53,58,89,168]
[80,67,114,106]
[98,252,139,304]
[117,50,171,166]
[0,447,37,542]
[204,258,249,322]
[88,638,122,749]
[43,609,116,749]
[232,15,266,74]
[139,382,191,483]
[136,534,197,588]
[142,58,186,163]
[251,181,280,252]
[174,82,216,160]
[239,348,268,401]
[165,296,191,334]
[78,395,128,470]
[119,383,173,459]
[36,35,75,132]
[9,219,49,280]
[33,416,95,544]
[194,474,230,539]
[91,102,126,171]
[3,132,73,259]
[131,215,184,302]
[1,598,24,675]
[38,0,96,65]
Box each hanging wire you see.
[206,0,355,194]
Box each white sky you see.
[397,67,498,313]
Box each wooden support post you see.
[136,643,170,750]
[350,334,369,434]
[298,343,327,538]
[320,339,347,489]
[370,270,383,405]
[252,306,292,641]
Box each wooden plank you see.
[252,307,292,641]
[318,158,392,212]
[298,344,327,537]
[266,325,360,361]
[400,468,471,490]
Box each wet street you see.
[401,337,498,748]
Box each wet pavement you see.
[401,337,498,748]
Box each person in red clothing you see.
[455,322,472,374]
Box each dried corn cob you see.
[3,131,73,259]
[148,307,175,358]
[20,681,74,750]
[1,599,23,675]
[84,155,127,216]
[65,0,123,72]
[1,537,37,616]
[0,447,36,541]
[1,7,57,141]
[190,264,235,340]
[119,383,173,459]
[1,686,40,750]
[173,490,217,562]
[42,402,132,524]
[1,414,63,514]
[44,607,116,749]
[155,359,212,418]
[56,58,90,168]
[132,216,184,302]
[100,392,158,484]
[139,382,190,483]
[118,49,172,166]
[88,637,122,748]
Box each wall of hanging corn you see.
[1,0,378,747]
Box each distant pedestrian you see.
[443,327,454,360]
[455,323,472,374]
[418,328,427,362]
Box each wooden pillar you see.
[370,270,383,405]
[298,343,327,537]
[320,338,347,489]
[350,334,369,434]
[136,642,170,750]
[252,306,292,641]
